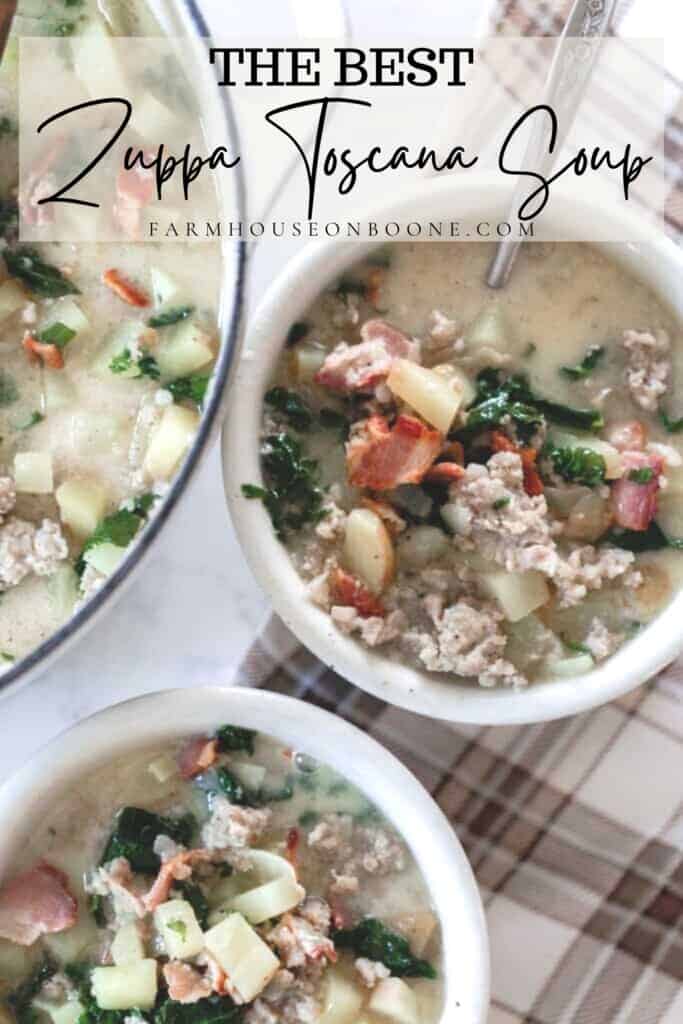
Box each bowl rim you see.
[222,174,683,725]
[0,686,490,1024]
[0,0,247,702]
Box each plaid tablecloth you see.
[234,2,683,1020]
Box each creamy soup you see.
[0,724,443,1024]
[245,241,683,687]
[0,1,221,664]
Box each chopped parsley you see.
[109,348,160,380]
[523,342,537,358]
[215,724,256,755]
[242,432,326,538]
[1,651,14,662]
[332,918,436,979]
[4,248,80,298]
[493,496,510,510]
[628,467,655,484]
[0,117,16,138]
[167,373,210,407]
[37,321,76,349]
[560,344,605,380]
[285,321,310,347]
[167,919,188,940]
[148,305,194,328]
[264,387,313,432]
[543,441,606,487]
[298,810,319,828]
[564,640,590,655]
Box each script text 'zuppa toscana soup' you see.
[0,1,221,665]
[244,241,683,688]
[0,725,443,1024]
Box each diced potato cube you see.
[546,653,594,677]
[320,970,364,1024]
[0,279,27,319]
[204,913,279,1003]
[479,569,549,622]
[290,345,326,383]
[154,899,204,959]
[464,303,510,352]
[56,479,108,538]
[144,405,199,480]
[151,267,179,307]
[343,508,395,595]
[230,876,306,925]
[391,911,437,957]
[231,761,267,790]
[369,978,420,1024]
[48,565,79,618]
[111,923,145,965]
[397,525,448,570]
[386,359,464,433]
[83,542,127,577]
[148,753,177,783]
[130,91,177,142]
[43,374,77,413]
[41,298,90,336]
[431,363,476,406]
[33,1001,84,1024]
[155,321,214,378]
[13,452,53,494]
[91,961,158,1010]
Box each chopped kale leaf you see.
[565,640,590,655]
[138,355,160,380]
[285,321,310,347]
[100,807,195,873]
[89,893,107,926]
[109,349,160,380]
[243,432,326,539]
[298,810,319,828]
[17,411,44,431]
[605,522,683,553]
[560,344,604,380]
[167,374,210,407]
[9,957,57,1024]
[216,768,293,808]
[38,322,76,349]
[148,305,194,329]
[332,917,437,979]
[660,410,683,433]
[464,369,603,437]
[319,407,350,440]
[4,248,80,298]
[264,387,313,432]
[155,996,243,1024]
[543,441,606,487]
[335,275,366,298]
[215,724,256,755]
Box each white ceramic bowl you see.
[222,177,683,724]
[0,686,489,1024]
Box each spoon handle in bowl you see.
[486,0,619,289]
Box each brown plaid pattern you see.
[236,625,683,1022]
[234,3,683,1020]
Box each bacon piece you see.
[178,736,218,780]
[102,268,150,308]
[424,462,465,484]
[346,414,442,490]
[330,567,384,618]
[142,849,215,913]
[314,319,416,393]
[611,451,663,531]
[441,440,465,464]
[607,420,647,451]
[163,962,213,1004]
[23,334,64,369]
[0,862,77,945]
[491,431,543,496]
[113,164,156,239]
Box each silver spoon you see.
[486,0,619,289]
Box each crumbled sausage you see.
[355,958,391,988]
[622,328,670,411]
[201,796,271,856]
[0,518,68,588]
[583,617,624,661]
[0,477,16,517]
[554,545,641,609]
